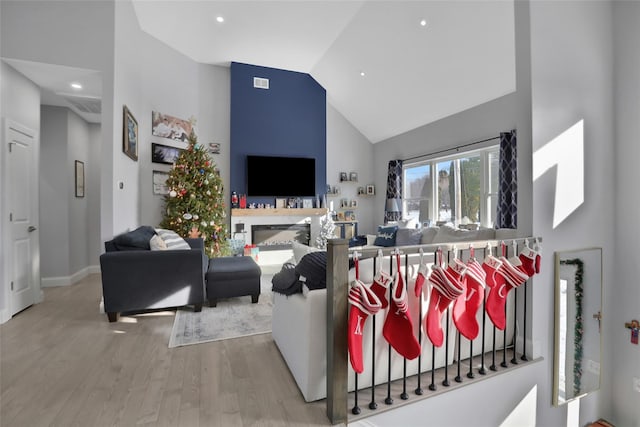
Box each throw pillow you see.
[374,225,398,247]
[271,263,302,296]
[395,228,422,246]
[295,251,327,290]
[291,241,322,264]
[112,225,157,250]
[149,234,168,251]
[155,228,191,250]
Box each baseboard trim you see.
[41,265,99,287]
[0,308,9,324]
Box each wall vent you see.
[253,77,269,90]
[59,94,102,114]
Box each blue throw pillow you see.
[374,225,398,247]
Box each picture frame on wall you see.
[366,184,375,195]
[209,142,221,154]
[349,172,358,182]
[152,142,183,165]
[152,170,169,195]
[123,105,138,161]
[75,160,85,198]
[151,111,194,142]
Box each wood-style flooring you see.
[0,274,329,427]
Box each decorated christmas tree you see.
[315,211,336,249]
[159,131,229,257]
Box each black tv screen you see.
[247,155,316,197]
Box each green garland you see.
[560,258,584,397]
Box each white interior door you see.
[6,121,37,316]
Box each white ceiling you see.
[3,1,516,143]
[132,0,516,143]
[3,58,102,124]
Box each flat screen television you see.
[246,155,316,197]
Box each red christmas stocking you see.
[518,246,538,277]
[370,269,392,309]
[348,280,382,373]
[414,262,428,298]
[482,254,503,289]
[425,265,465,347]
[534,242,542,274]
[485,257,528,330]
[453,258,486,340]
[382,260,421,360]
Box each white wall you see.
[613,2,640,426]
[0,61,42,318]
[529,0,615,425]
[327,104,375,235]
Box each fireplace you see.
[252,224,311,250]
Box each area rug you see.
[168,275,273,348]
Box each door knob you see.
[28,226,37,233]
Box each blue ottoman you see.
[206,256,261,307]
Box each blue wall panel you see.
[230,62,326,204]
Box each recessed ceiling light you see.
[360,71,365,77]
[70,82,82,90]
[420,19,428,27]
[216,16,224,23]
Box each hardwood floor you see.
[0,274,329,427]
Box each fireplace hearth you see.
[252,224,310,250]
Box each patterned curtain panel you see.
[384,160,403,224]
[497,130,518,229]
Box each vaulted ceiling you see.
[132,0,516,143]
[4,1,516,143]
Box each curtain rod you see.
[403,135,500,163]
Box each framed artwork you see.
[152,170,169,195]
[337,211,346,221]
[275,198,287,208]
[339,172,348,182]
[209,142,221,154]
[74,160,85,198]
[302,198,313,209]
[123,105,138,161]
[152,142,183,165]
[349,172,358,182]
[151,111,194,142]
[366,185,375,195]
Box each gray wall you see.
[0,0,116,244]
[88,124,102,266]
[113,0,231,231]
[66,110,91,275]
[530,0,615,424]
[373,92,520,226]
[40,106,70,278]
[327,104,375,234]
[40,106,96,281]
[613,1,640,425]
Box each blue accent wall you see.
[230,62,326,204]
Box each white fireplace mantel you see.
[230,208,328,266]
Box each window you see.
[403,145,499,228]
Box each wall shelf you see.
[231,208,327,217]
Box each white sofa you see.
[272,226,518,402]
